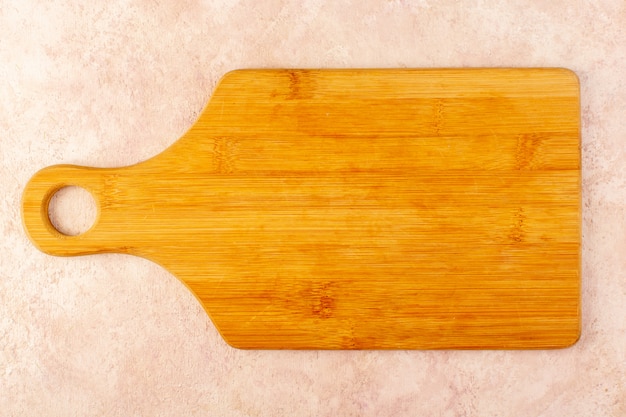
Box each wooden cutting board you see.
[22,68,581,349]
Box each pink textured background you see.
[1,1,625,415]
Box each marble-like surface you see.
[1,1,625,415]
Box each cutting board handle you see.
[22,164,129,256]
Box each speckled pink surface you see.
[1,1,625,415]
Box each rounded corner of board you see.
[215,69,252,87]
[553,67,581,90]
[219,336,249,350]
[556,331,582,349]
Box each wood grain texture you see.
[22,68,581,349]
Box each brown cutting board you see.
[22,68,581,349]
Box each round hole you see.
[48,186,97,236]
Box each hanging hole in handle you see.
[47,186,97,236]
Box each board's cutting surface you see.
[22,69,581,349]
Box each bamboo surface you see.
[22,68,581,349]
